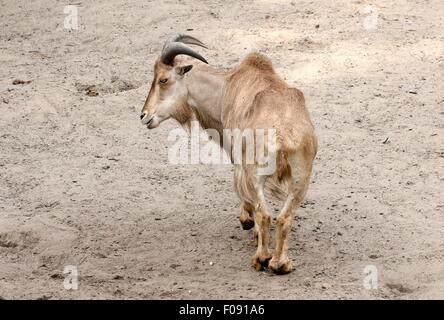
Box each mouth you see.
[146,117,154,129]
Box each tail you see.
[264,150,292,201]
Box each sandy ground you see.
[0,0,443,300]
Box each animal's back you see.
[222,53,316,153]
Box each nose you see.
[140,112,147,120]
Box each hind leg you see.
[249,175,273,270]
[269,171,310,274]
[234,165,272,269]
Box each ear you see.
[175,65,193,76]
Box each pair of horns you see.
[160,34,208,66]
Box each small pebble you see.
[321,283,331,289]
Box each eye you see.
[159,78,168,84]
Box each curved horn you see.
[161,34,208,66]
[162,34,208,51]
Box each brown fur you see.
[141,52,317,274]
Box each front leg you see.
[239,202,254,230]
[239,202,259,246]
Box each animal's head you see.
[140,34,208,129]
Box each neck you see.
[185,65,227,134]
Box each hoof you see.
[240,217,254,230]
[269,258,293,275]
[251,253,272,271]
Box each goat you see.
[140,34,317,274]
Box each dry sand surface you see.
[0,0,443,299]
